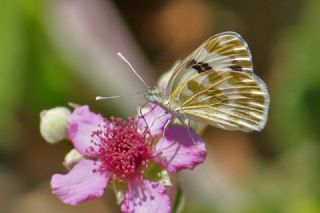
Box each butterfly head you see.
[146,88,163,104]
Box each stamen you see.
[90,117,153,181]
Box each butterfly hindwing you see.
[169,70,269,132]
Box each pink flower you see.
[51,105,206,213]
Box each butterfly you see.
[145,31,270,132]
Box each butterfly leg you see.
[155,117,173,156]
[178,116,200,151]
[139,102,156,135]
[149,112,168,131]
[139,103,163,136]
[139,102,149,135]
[139,103,170,131]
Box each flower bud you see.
[63,149,84,170]
[157,60,180,90]
[40,107,71,144]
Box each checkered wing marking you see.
[165,31,253,101]
[169,70,269,132]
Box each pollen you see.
[91,117,153,181]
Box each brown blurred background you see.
[0,0,320,212]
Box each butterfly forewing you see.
[161,31,269,132]
[165,32,253,102]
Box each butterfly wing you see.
[165,31,253,101]
[169,70,269,132]
[163,31,269,131]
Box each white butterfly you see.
[99,32,270,132]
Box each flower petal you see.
[154,125,207,173]
[121,177,171,213]
[67,105,104,157]
[51,159,108,205]
[138,104,172,136]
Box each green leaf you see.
[173,183,185,213]
[0,0,25,151]
[144,161,172,186]
[111,181,128,205]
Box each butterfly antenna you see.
[95,91,146,101]
[117,52,150,89]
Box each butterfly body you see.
[146,88,177,115]
[147,32,270,132]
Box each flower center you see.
[91,117,153,181]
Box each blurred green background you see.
[0,0,320,212]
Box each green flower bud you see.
[40,107,71,144]
[63,149,84,170]
[157,60,180,90]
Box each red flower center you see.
[91,117,153,181]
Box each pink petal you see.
[51,159,108,205]
[154,125,207,173]
[67,106,104,157]
[138,103,172,136]
[121,177,171,213]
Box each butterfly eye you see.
[146,94,157,103]
[146,89,162,103]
